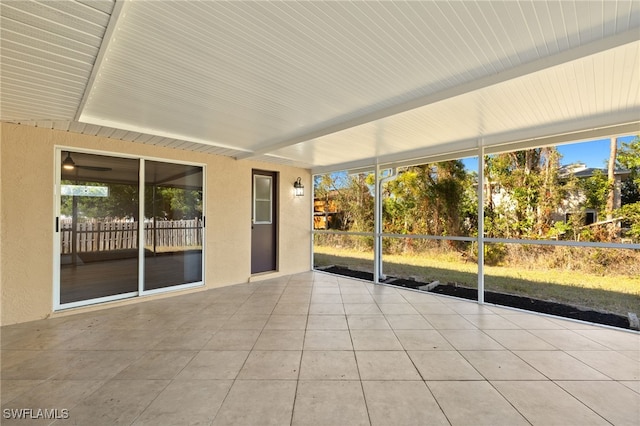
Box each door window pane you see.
[59,152,139,304]
[254,175,272,223]
[144,161,204,291]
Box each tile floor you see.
[1,271,639,425]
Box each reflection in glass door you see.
[57,151,205,308]
[59,151,140,304]
[144,161,204,291]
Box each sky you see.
[316,135,638,181]
[556,135,636,169]
[460,134,637,172]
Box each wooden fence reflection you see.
[60,218,203,253]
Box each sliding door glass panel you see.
[144,161,203,291]
[59,152,139,304]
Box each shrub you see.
[484,243,507,266]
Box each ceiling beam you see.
[483,117,640,155]
[74,0,126,121]
[310,113,640,175]
[237,29,639,162]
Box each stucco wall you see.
[0,123,311,325]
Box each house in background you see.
[313,198,339,230]
[555,162,632,227]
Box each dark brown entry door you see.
[251,170,277,274]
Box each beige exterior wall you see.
[0,123,311,325]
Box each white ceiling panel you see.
[2,1,639,170]
[0,0,114,120]
[270,41,640,171]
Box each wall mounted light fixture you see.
[294,177,304,196]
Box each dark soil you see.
[318,265,631,330]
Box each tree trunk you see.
[606,138,618,220]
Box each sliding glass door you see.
[57,150,204,308]
[59,152,140,304]
[144,161,203,291]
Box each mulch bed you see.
[318,265,631,330]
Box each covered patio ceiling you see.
[1,1,639,174]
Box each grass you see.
[314,245,640,317]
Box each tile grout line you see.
[208,280,272,426]
[289,275,312,426]
[342,278,373,426]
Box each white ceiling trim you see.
[77,112,254,154]
[484,121,640,156]
[311,114,640,175]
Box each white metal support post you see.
[477,146,485,304]
[374,164,381,284]
[376,168,399,283]
[138,159,146,295]
[310,175,315,272]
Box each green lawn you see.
[314,245,640,316]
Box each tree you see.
[379,160,476,254]
[61,180,202,221]
[617,136,640,191]
[618,137,640,206]
[484,147,562,238]
[621,178,640,206]
[616,135,640,240]
[580,169,609,216]
[313,171,374,233]
[147,186,202,220]
[61,180,139,220]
